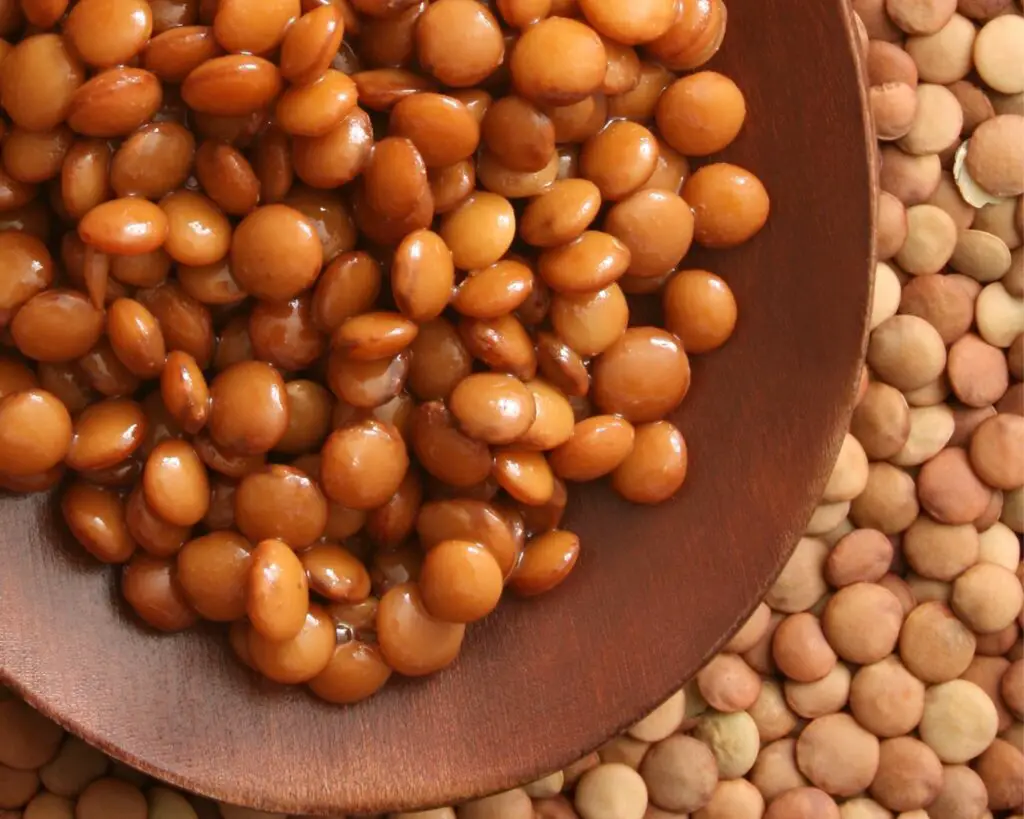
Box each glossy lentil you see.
[247,538,309,642]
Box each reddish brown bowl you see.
[0,0,874,813]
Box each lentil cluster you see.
[3,2,1022,819]
[0,0,768,700]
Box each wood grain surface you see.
[0,0,876,813]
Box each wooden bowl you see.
[0,0,874,813]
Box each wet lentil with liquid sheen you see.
[0,0,767,703]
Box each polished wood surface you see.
[0,0,875,813]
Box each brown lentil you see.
[120,552,198,632]
[246,538,309,642]
[419,539,503,623]
[511,17,607,107]
[611,420,687,505]
[592,327,690,422]
[377,581,465,676]
[850,655,926,738]
[899,600,977,682]
[683,163,770,248]
[0,389,72,476]
[309,639,391,705]
[656,72,747,157]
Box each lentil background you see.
[1,0,1024,818]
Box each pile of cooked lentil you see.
[0,0,767,699]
